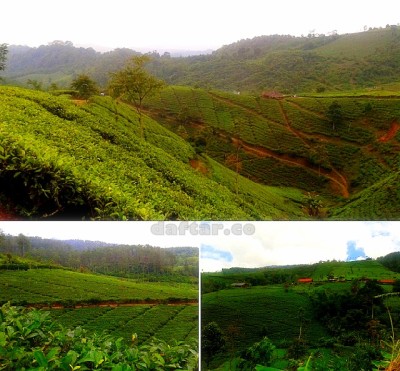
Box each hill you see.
[143,86,400,219]
[0,85,398,219]
[3,26,400,94]
[0,86,309,220]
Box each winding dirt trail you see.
[231,137,349,198]
[150,93,351,198]
[379,121,400,142]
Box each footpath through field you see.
[28,299,199,310]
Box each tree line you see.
[0,231,198,279]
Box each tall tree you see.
[16,233,30,257]
[0,43,8,72]
[0,229,5,252]
[108,55,165,139]
[70,74,98,100]
[327,100,343,130]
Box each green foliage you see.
[27,79,43,91]
[0,303,198,370]
[238,337,276,370]
[108,55,165,139]
[0,86,268,220]
[202,322,225,367]
[326,101,343,130]
[70,74,99,100]
[303,192,324,217]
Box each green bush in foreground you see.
[0,303,198,370]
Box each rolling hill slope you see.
[143,86,400,219]
[0,86,307,220]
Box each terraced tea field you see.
[202,285,328,351]
[144,86,400,219]
[0,268,198,305]
[0,267,199,345]
[0,86,309,220]
[49,304,198,344]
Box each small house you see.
[297,278,313,284]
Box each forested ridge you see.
[0,232,198,280]
[3,26,400,93]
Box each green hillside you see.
[0,264,199,345]
[144,86,400,219]
[1,85,398,220]
[0,268,198,306]
[146,27,400,93]
[0,86,308,220]
[201,259,400,370]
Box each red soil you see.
[27,299,198,310]
[189,158,209,174]
[378,121,400,142]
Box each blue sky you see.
[1,0,399,51]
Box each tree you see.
[0,229,5,252]
[304,192,323,217]
[16,233,30,257]
[0,43,7,72]
[326,100,343,130]
[70,74,98,100]
[27,79,42,91]
[239,337,276,369]
[108,55,165,139]
[201,322,225,367]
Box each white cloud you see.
[1,0,398,51]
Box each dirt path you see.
[277,100,311,147]
[231,137,349,198]
[148,96,350,198]
[379,121,400,142]
[27,299,199,310]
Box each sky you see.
[1,221,399,272]
[1,0,399,52]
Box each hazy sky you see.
[1,221,399,271]
[1,0,399,51]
